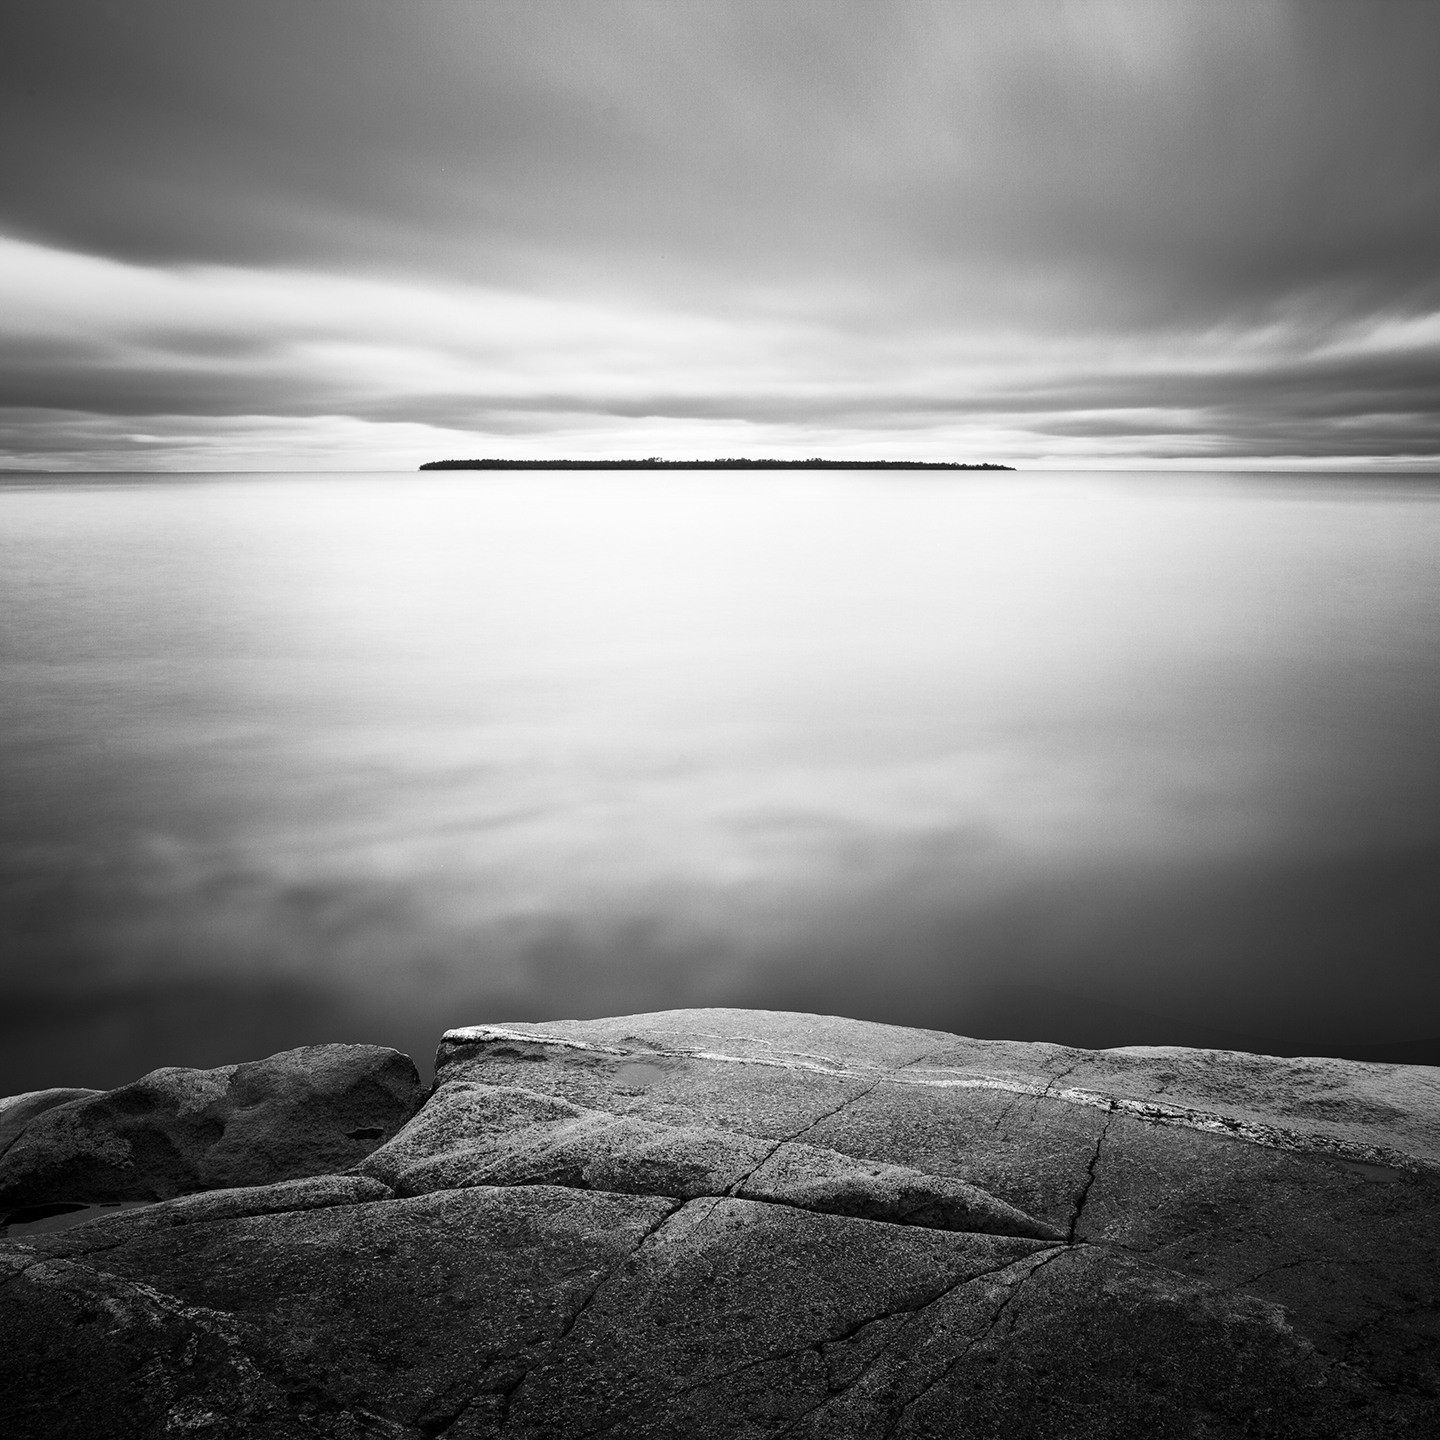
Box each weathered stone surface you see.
[2,1184,677,1439]
[0,1044,423,1214]
[0,1089,104,1160]
[0,1186,1377,1439]
[735,1139,1059,1238]
[357,1080,769,1199]
[356,1080,1060,1239]
[1,1008,1436,1437]
[4,1173,394,1249]
[437,1009,1440,1170]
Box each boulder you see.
[0,1088,103,1158]
[1,1009,1436,1438]
[0,1044,423,1216]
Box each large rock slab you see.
[1,1009,1436,1437]
[355,1080,1061,1239]
[0,1185,1354,1439]
[0,1044,423,1216]
[436,1008,1440,1172]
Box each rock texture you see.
[2,1009,1437,1438]
[0,1044,423,1216]
[355,1080,1060,1239]
[0,1088,104,1159]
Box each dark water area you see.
[2,469,1438,1094]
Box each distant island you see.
[420,458,1014,470]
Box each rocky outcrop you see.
[355,1080,1062,1239]
[0,1088,104,1159]
[1,1009,1436,1438]
[0,1044,422,1217]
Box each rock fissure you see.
[767,1250,1066,1439]
[439,1024,1439,1174]
[1033,1062,1080,1121]
[877,1247,1069,1439]
[491,1196,689,1426]
[396,1201,704,1438]
[784,1069,902,1144]
[727,1186,1051,1239]
[723,1072,893,1200]
[1067,1104,1115,1244]
[363,1078,1058,1238]
[555,1199,685,1347]
[422,1359,541,1440]
[1007,1063,1080,1132]
[419,1387,489,1439]
[987,1089,1025,1133]
[478,1369,536,1438]
[5,1010,1436,1439]
[417,1399,469,1438]
[570,1250,1051,1440]
[1230,1255,1338,1291]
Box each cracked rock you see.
[355,1081,1061,1240]
[2,1008,1436,1437]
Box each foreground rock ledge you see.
[2,1010,1437,1438]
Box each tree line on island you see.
[419,458,1014,470]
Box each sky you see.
[2,0,1439,470]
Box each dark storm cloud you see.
[2,0,1439,463]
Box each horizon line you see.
[420,458,1014,471]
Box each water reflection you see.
[2,470,1438,1090]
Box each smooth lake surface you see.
[3,470,1439,1090]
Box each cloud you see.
[2,231,1438,467]
[2,1,1439,464]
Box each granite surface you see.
[2,1009,1436,1438]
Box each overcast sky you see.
[2,0,1439,469]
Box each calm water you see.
[2,469,1438,1091]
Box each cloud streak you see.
[2,0,1439,466]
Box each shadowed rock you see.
[0,1089,103,1159]
[0,1044,423,1214]
[1,1009,1436,1438]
